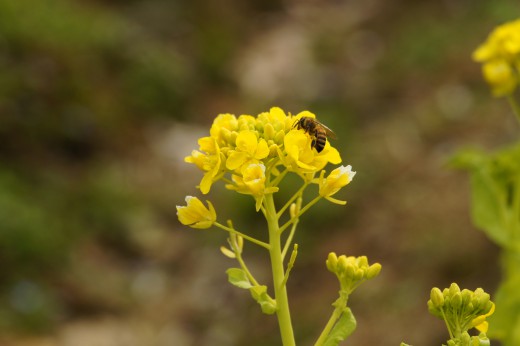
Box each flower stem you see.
[314,295,347,346]
[264,194,296,346]
[214,222,270,250]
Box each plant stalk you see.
[265,194,296,346]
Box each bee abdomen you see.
[314,135,327,153]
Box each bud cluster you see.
[326,252,382,294]
[428,283,494,339]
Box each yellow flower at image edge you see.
[176,196,217,229]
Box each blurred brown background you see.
[1,0,519,345]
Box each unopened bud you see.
[354,268,365,281]
[264,123,275,140]
[449,282,461,296]
[451,292,462,310]
[357,256,368,268]
[337,255,349,274]
[345,263,356,279]
[326,252,338,273]
[430,287,444,308]
[366,263,382,279]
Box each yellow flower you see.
[185,137,224,194]
[482,59,518,96]
[176,196,217,229]
[210,113,238,148]
[226,162,278,210]
[319,165,356,204]
[471,302,495,333]
[283,130,341,174]
[473,19,520,96]
[226,130,270,171]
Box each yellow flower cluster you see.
[473,19,520,96]
[185,107,343,209]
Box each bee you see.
[293,117,337,153]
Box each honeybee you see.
[293,117,337,153]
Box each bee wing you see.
[319,122,337,139]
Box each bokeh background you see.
[1,0,519,345]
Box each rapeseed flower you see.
[185,107,346,198]
[473,19,520,96]
[176,196,217,229]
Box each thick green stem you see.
[264,194,296,346]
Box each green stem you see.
[264,194,296,346]
[279,196,322,234]
[214,222,270,250]
[507,95,520,124]
[314,295,347,346]
[441,307,455,340]
[235,246,260,287]
[277,181,309,219]
[282,221,298,261]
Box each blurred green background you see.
[1,0,519,345]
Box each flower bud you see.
[461,289,472,305]
[264,123,275,140]
[366,263,382,279]
[345,263,356,279]
[451,292,462,310]
[430,287,444,308]
[449,283,461,296]
[356,256,368,268]
[337,255,349,274]
[326,252,338,273]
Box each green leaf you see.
[470,168,509,246]
[249,285,277,315]
[323,307,357,346]
[487,268,520,344]
[226,268,252,289]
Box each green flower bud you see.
[430,287,445,308]
[483,300,493,314]
[354,268,365,281]
[345,263,356,279]
[366,263,382,279]
[428,300,442,318]
[451,292,462,310]
[357,256,368,268]
[326,252,338,273]
[337,255,349,274]
[460,331,471,343]
[461,289,472,305]
[449,282,461,296]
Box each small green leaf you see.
[323,307,357,346]
[250,285,277,315]
[226,268,252,289]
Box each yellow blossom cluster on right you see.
[473,19,520,96]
